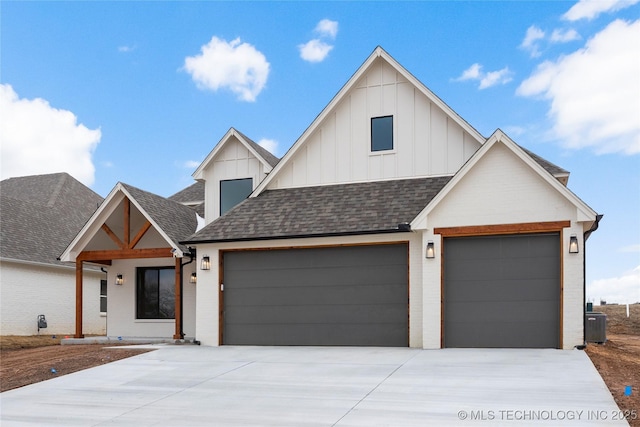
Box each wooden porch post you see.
[173,257,182,339]
[75,260,84,338]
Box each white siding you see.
[268,58,480,190]
[0,261,105,336]
[195,233,424,348]
[423,142,587,349]
[106,258,197,338]
[202,137,269,224]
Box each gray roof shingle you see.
[120,183,198,252]
[0,173,103,266]
[234,129,280,168]
[168,181,204,205]
[184,176,451,243]
[520,145,569,177]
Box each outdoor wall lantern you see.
[190,272,197,284]
[201,255,211,270]
[115,274,124,286]
[569,234,579,254]
[426,241,435,259]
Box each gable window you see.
[136,267,175,319]
[220,178,253,215]
[100,279,107,313]
[371,116,393,152]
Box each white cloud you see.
[183,160,201,169]
[520,25,546,57]
[454,63,513,89]
[299,19,339,63]
[563,0,640,21]
[257,138,279,156]
[183,37,270,102]
[0,84,100,186]
[550,28,581,43]
[118,45,136,53]
[299,39,334,63]
[517,19,640,155]
[619,244,640,253]
[315,19,338,39]
[588,266,640,304]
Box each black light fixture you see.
[426,241,435,259]
[569,234,579,253]
[115,274,124,286]
[190,272,197,284]
[201,255,211,270]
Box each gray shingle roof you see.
[184,176,452,243]
[120,183,198,252]
[520,145,569,177]
[168,181,204,205]
[0,173,103,266]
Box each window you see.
[220,178,253,215]
[136,267,175,319]
[371,116,393,152]
[100,279,107,313]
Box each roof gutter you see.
[578,214,604,350]
[180,226,414,246]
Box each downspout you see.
[578,214,603,349]
[179,248,196,339]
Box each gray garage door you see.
[444,233,560,348]
[222,244,408,346]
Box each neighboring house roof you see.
[0,173,103,267]
[184,176,452,243]
[168,181,205,216]
[60,182,199,262]
[192,128,279,181]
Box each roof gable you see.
[60,182,197,262]
[0,173,103,266]
[253,46,485,194]
[412,129,597,229]
[192,128,278,181]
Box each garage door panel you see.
[446,278,559,302]
[444,233,560,348]
[225,264,405,289]
[225,304,407,325]
[225,323,407,346]
[223,244,408,346]
[226,283,407,307]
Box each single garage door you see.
[222,244,408,346]
[444,233,560,348]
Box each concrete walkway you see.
[0,346,627,426]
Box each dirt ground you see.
[1,305,638,425]
[585,304,640,426]
[0,336,152,392]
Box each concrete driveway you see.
[0,346,627,426]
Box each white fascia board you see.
[253,46,486,196]
[59,184,127,262]
[193,128,274,181]
[0,257,103,272]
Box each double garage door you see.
[222,244,409,346]
[443,233,561,348]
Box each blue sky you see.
[1,1,639,303]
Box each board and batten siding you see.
[420,142,587,349]
[202,136,269,224]
[268,58,480,190]
[0,261,106,335]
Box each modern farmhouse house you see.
[61,47,600,349]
